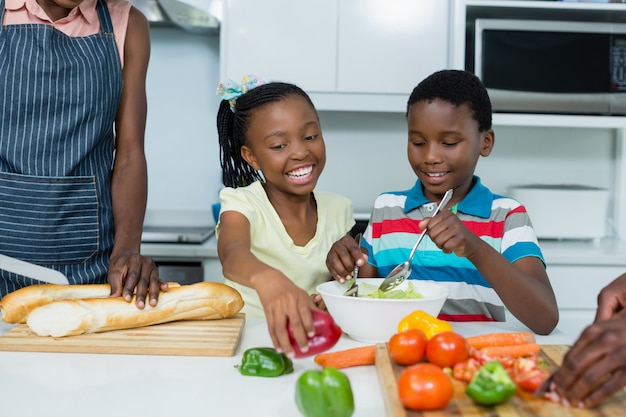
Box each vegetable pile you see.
[386,312,550,411]
[454,331,550,393]
[235,307,551,416]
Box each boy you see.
[326,69,558,335]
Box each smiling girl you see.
[215,77,354,356]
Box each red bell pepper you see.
[288,309,342,358]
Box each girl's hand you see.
[256,273,317,357]
[326,235,368,283]
[419,210,481,258]
[108,253,168,309]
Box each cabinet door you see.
[221,0,338,92]
[547,265,625,341]
[546,265,624,310]
[337,0,450,94]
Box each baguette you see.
[0,282,183,324]
[26,281,243,337]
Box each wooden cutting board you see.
[0,313,245,357]
[375,343,626,417]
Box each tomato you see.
[515,369,549,392]
[397,363,454,411]
[452,357,482,382]
[388,329,427,366]
[512,357,549,392]
[426,331,470,368]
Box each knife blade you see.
[533,372,554,397]
[0,253,69,285]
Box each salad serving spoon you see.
[377,188,453,292]
[343,233,362,297]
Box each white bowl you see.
[317,278,450,343]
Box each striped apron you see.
[0,0,122,296]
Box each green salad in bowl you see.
[358,281,424,299]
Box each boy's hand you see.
[419,210,481,258]
[326,235,367,283]
[311,293,327,311]
[256,274,316,358]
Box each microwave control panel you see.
[611,37,626,92]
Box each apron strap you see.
[95,0,114,34]
[0,0,6,24]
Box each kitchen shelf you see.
[541,238,626,266]
[493,113,626,129]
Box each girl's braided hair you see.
[216,82,317,188]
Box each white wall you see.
[144,28,222,216]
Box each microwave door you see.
[488,90,613,115]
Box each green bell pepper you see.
[235,347,294,377]
[295,367,354,417]
[465,360,517,406]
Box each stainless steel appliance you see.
[141,209,215,244]
[141,226,214,243]
[130,0,221,34]
[471,18,626,115]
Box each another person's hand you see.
[548,313,626,408]
[326,234,367,283]
[595,273,626,321]
[256,273,317,357]
[419,210,481,258]
[311,293,326,311]
[108,252,168,309]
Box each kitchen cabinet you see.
[546,262,626,342]
[220,0,451,112]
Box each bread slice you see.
[0,283,112,324]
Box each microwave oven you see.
[473,19,626,115]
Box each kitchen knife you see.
[0,254,69,285]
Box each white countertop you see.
[0,317,572,417]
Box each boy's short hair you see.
[407,69,492,132]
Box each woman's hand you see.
[595,273,626,321]
[326,234,368,283]
[549,314,626,408]
[108,252,168,309]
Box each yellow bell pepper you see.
[397,310,453,340]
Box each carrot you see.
[313,345,377,369]
[479,342,541,358]
[466,332,536,350]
